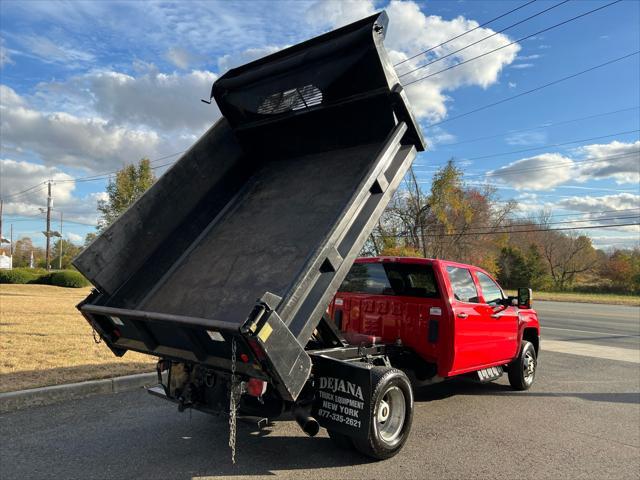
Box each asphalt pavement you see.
[1,301,639,480]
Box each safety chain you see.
[92,326,102,344]
[228,337,239,464]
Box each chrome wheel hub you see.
[376,386,406,445]
[523,351,536,384]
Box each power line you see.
[382,213,640,234]
[375,222,640,238]
[424,51,640,128]
[1,182,47,201]
[513,208,640,218]
[403,0,624,86]
[398,0,571,78]
[476,151,639,178]
[464,129,639,162]
[438,106,640,148]
[394,0,538,67]
[413,150,639,179]
[56,150,184,184]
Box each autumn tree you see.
[536,230,598,291]
[12,237,44,268]
[601,249,640,293]
[374,160,516,274]
[97,158,156,231]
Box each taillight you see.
[246,378,267,397]
[248,338,266,360]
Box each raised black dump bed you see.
[75,12,425,405]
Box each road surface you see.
[1,300,638,479]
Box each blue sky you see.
[0,0,638,249]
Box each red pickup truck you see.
[330,257,540,391]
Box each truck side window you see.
[446,266,479,303]
[476,272,504,305]
[340,263,391,294]
[339,263,439,298]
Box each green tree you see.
[497,247,528,288]
[52,239,83,269]
[523,244,548,289]
[84,232,97,247]
[97,158,156,231]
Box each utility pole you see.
[58,211,63,269]
[45,180,52,271]
[10,224,13,255]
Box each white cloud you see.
[508,81,517,88]
[217,45,283,73]
[87,68,218,132]
[305,0,376,30]
[577,141,640,184]
[487,140,640,190]
[517,54,541,61]
[505,131,547,146]
[556,193,640,235]
[510,63,534,69]
[165,47,198,70]
[304,1,520,122]
[1,85,162,171]
[0,39,13,67]
[557,193,640,213]
[66,232,83,243]
[15,34,94,66]
[379,1,520,122]
[0,159,103,227]
[487,153,576,190]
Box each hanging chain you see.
[228,337,239,464]
[92,326,102,344]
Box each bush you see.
[0,268,39,284]
[0,268,89,288]
[36,270,90,288]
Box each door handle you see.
[456,312,468,319]
[491,313,502,318]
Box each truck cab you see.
[330,257,540,389]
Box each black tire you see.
[508,341,537,391]
[328,430,354,449]
[352,367,413,460]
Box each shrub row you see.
[0,268,90,288]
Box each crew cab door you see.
[473,271,519,363]
[446,265,491,373]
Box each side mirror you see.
[517,287,532,309]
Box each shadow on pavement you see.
[414,378,639,405]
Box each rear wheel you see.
[352,367,413,460]
[508,341,537,390]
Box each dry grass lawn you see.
[0,284,155,393]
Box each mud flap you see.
[312,355,372,440]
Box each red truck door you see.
[473,271,519,363]
[445,265,493,373]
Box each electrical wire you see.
[438,106,640,148]
[403,0,623,85]
[394,0,538,67]
[374,222,640,238]
[423,51,640,128]
[463,129,639,162]
[398,0,571,78]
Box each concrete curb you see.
[0,372,157,414]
